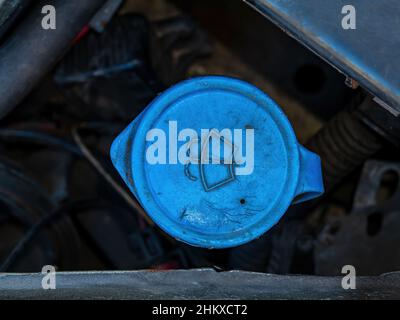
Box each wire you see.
[0,124,154,270]
[0,199,107,272]
[72,124,154,225]
[0,129,82,156]
[0,126,152,224]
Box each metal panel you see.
[1,269,400,299]
[245,0,400,115]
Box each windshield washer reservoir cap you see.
[110,76,324,248]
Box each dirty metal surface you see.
[1,269,400,299]
[246,0,400,115]
[315,161,400,276]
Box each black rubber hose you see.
[0,0,107,119]
[0,0,34,42]
[306,109,383,192]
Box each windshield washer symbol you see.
[184,130,237,192]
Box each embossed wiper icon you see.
[184,130,237,192]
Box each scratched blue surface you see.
[111,76,324,248]
[246,0,400,114]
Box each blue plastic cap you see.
[110,76,324,248]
